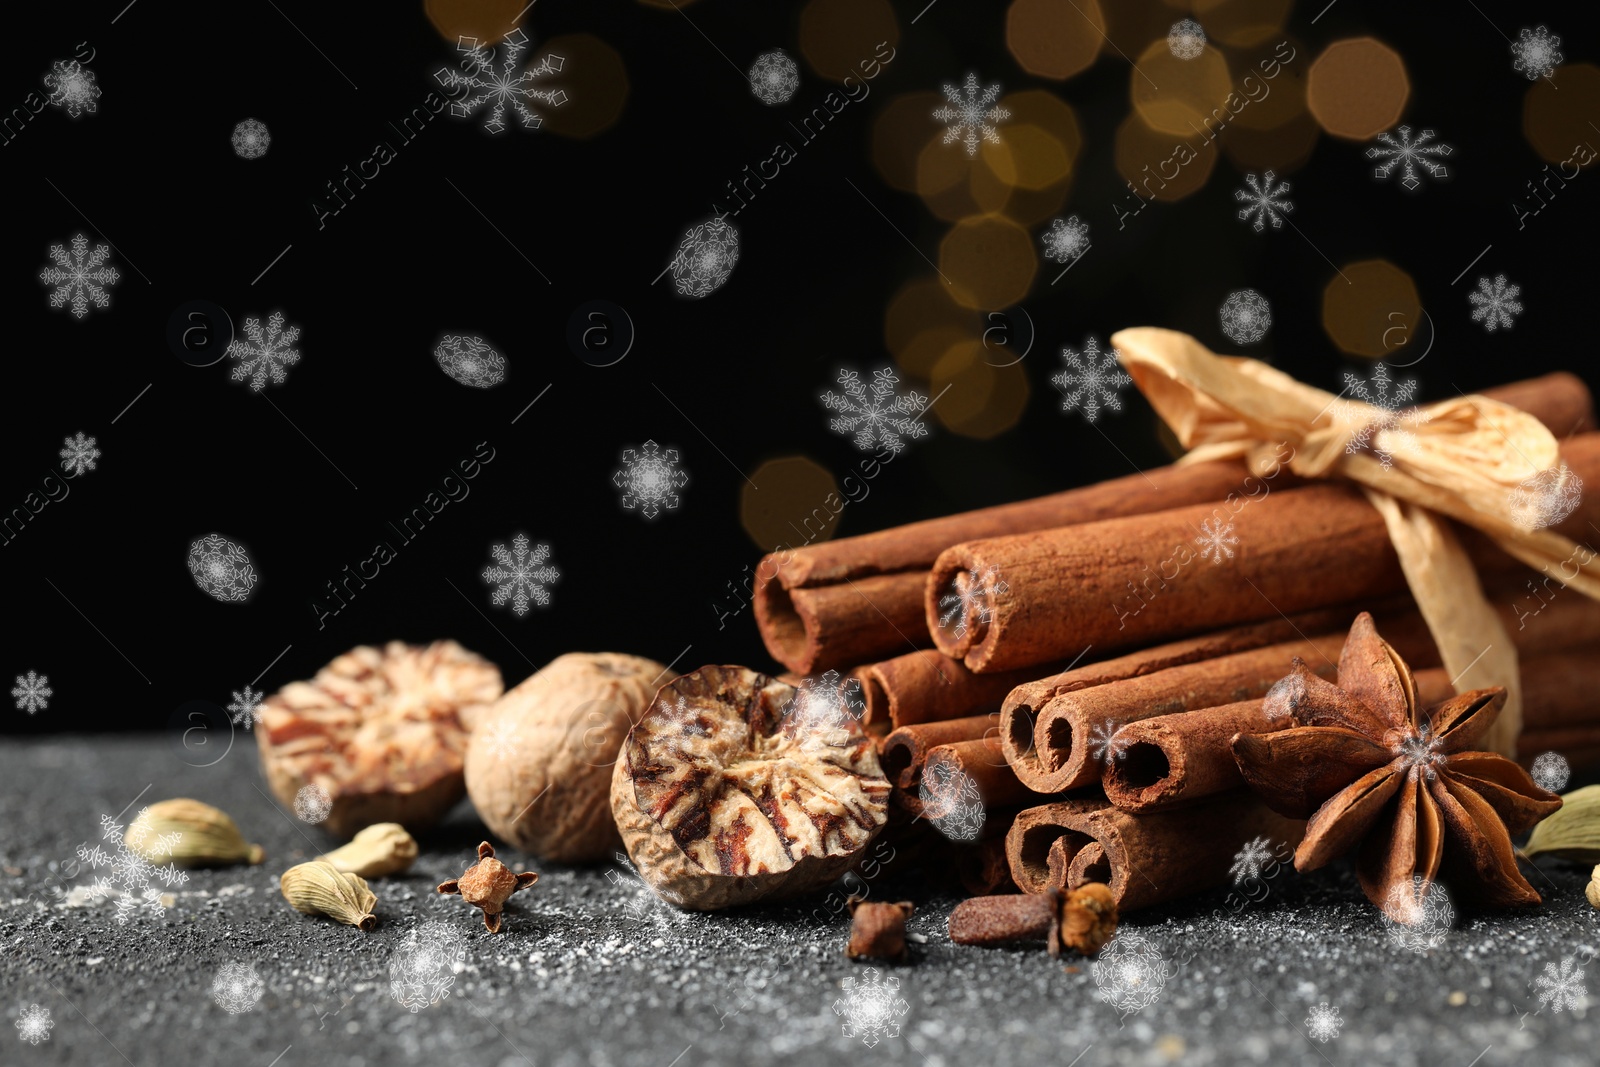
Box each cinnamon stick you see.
[856,650,1055,730]
[956,837,1019,896]
[880,715,999,791]
[931,434,1600,674]
[1005,793,1306,911]
[923,738,1037,812]
[758,374,1591,675]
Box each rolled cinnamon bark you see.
[856,650,1056,730]
[1005,793,1307,911]
[957,837,1019,896]
[932,434,1600,674]
[880,714,999,791]
[923,738,1038,812]
[1014,631,1392,794]
[756,374,1590,675]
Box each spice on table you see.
[317,822,418,878]
[280,860,378,931]
[1230,612,1562,914]
[1521,785,1600,864]
[1587,866,1600,909]
[127,798,265,867]
[948,884,1117,957]
[437,841,539,933]
[845,899,913,962]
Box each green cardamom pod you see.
[127,799,265,868]
[1521,784,1600,863]
[317,823,418,878]
[280,860,379,931]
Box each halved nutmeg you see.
[610,665,890,911]
[256,641,503,838]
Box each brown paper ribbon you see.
[1112,327,1600,756]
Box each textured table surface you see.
[1,736,1596,1067]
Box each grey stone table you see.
[2,737,1596,1067]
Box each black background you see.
[6,1,1597,735]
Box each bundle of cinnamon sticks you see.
[749,373,1600,912]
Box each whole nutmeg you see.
[466,652,672,864]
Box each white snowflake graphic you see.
[1508,464,1583,532]
[1041,215,1090,264]
[1218,289,1271,345]
[1468,274,1523,332]
[1052,336,1131,423]
[434,28,567,134]
[211,961,265,1014]
[605,851,690,929]
[919,762,986,842]
[1382,876,1454,953]
[933,71,1010,156]
[1236,171,1293,232]
[15,1004,52,1045]
[39,233,119,319]
[1194,517,1239,564]
[227,686,264,730]
[76,808,188,924]
[1229,836,1273,885]
[937,564,1008,640]
[231,118,270,159]
[748,49,799,106]
[1512,26,1563,81]
[784,669,865,737]
[1530,751,1571,793]
[1305,1002,1343,1042]
[12,671,52,715]
[477,718,521,762]
[434,334,507,388]
[832,968,909,1047]
[1093,932,1168,1016]
[390,921,468,1012]
[1089,719,1129,764]
[613,440,688,519]
[1367,126,1452,192]
[187,533,259,603]
[43,60,100,117]
[1534,956,1587,1013]
[1335,363,1426,470]
[226,310,302,390]
[294,784,332,824]
[822,367,931,454]
[1167,19,1206,60]
[59,432,101,476]
[669,216,740,298]
[482,533,560,616]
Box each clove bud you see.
[127,799,265,868]
[280,860,379,931]
[846,899,913,962]
[317,823,418,878]
[948,884,1118,957]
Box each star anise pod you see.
[1230,612,1561,913]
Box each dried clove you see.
[845,899,913,962]
[948,884,1117,957]
[438,841,538,933]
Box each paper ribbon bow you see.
[1112,327,1598,757]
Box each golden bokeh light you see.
[1306,37,1409,141]
[1131,40,1235,137]
[799,0,900,83]
[1523,64,1600,166]
[1191,0,1292,49]
[1228,37,1307,132]
[917,135,998,222]
[741,457,842,552]
[885,277,979,355]
[939,215,1038,312]
[931,341,1031,439]
[1114,113,1220,203]
[1321,259,1421,360]
[425,0,528,42]
[1005,0,1105,80]
[538,36,628,139]
[1102,1,1185,65]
